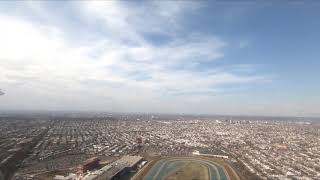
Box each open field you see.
[165,161,209,180]
[132,157,240,180]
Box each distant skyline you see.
[0,1,319,117]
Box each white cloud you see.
[0,1,267,113]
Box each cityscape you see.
[0,112,319,179]
[1,0,320,180]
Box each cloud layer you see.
[0,1,269,114]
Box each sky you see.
[0,1,319,117]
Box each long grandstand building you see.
[83,156,142,180]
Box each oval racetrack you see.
[142,157,231,180]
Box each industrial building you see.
[77,157,100,174]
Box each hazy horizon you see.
[0,1,320,117]
[1,109,320,119]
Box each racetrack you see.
[141,157,234,180]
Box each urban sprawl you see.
[0,113,319,180]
